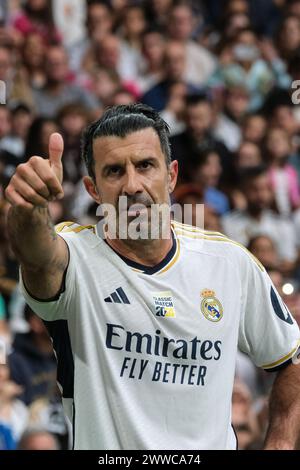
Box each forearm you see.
[7,205,58,270]
[264,362,300,450]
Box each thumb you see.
[49,132,64,181]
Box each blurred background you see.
[1,0,300,450]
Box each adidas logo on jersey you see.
[104,287,130,304]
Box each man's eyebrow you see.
[134,156,157,164]
[102,156,157,172]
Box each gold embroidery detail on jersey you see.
[63,224,96,234]
[55,221,96,235]
[200,289,223,322]
[172,220,226,238]
[173,228,265,272]
[262,339,300,369]
[55,221,75,233]
[156,229,180,275]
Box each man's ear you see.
[168,160,178,193]
[83,176,101,204]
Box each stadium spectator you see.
[83,33,141,84]
[222,165,298,274]
[24,117,59,161]
[211,27,290,110]
[57,103,90,185]
[248,235,279,271]
[170,94,233,185]
[265,127,300,215]
[17,428,60,450]
[213,84,250,151]
[235,141,263,170]
[142,40,201,112]
[21,32,46,90]
[11,0,61,45]
[0,363,28,444]
[8,306,57,405]
[277,14,300,62]
[138,26,166,94]
[187,148,230,215]
[32,44,100,118]
[242,113,267,145]
[146,0,173,29]
[160,80,187,135]
[172,183,204,228]
[0,103,32,161]
[121,4,147,53]
[167,1,216,86]
[231,379,261,449]
[91,67,121,108]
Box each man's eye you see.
[108,167,121,175]
[139,161,152,169]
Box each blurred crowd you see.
[0,0,300,450]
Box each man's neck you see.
[106,231,173,267]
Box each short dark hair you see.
[81,103,171,179]
[239,164,268,188]
[185,93,212,108]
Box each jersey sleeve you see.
[18,224,78,322]
[238,250,300,371]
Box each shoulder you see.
[172,221,264,272]
[55,221,100,248]
[55,221,96,234]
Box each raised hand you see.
[5,132,64,210]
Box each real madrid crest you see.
[200,289,223,322]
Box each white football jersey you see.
[19,221,300,450]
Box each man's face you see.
[196,152,222,187]
[225,88,249,119]
[186,102,213,138]
[46,48,68,84]
[98,36,120,70]
[165,42,185,81]
[142,32,165,64]
[168,6,194,41]
[237,142,262,168]
[250,236,277,268]
[244,174,273,212]
[87,4,113,41]
[84,128,178,239]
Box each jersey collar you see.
[104,228,179,275]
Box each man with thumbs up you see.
[5,132,69,303]
[5,104,300,450]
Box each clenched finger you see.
[15,165,51,199]
[28,158,64,198]
[10,175,49,207]
[5,186,34,210]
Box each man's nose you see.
[122,168,143,196]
